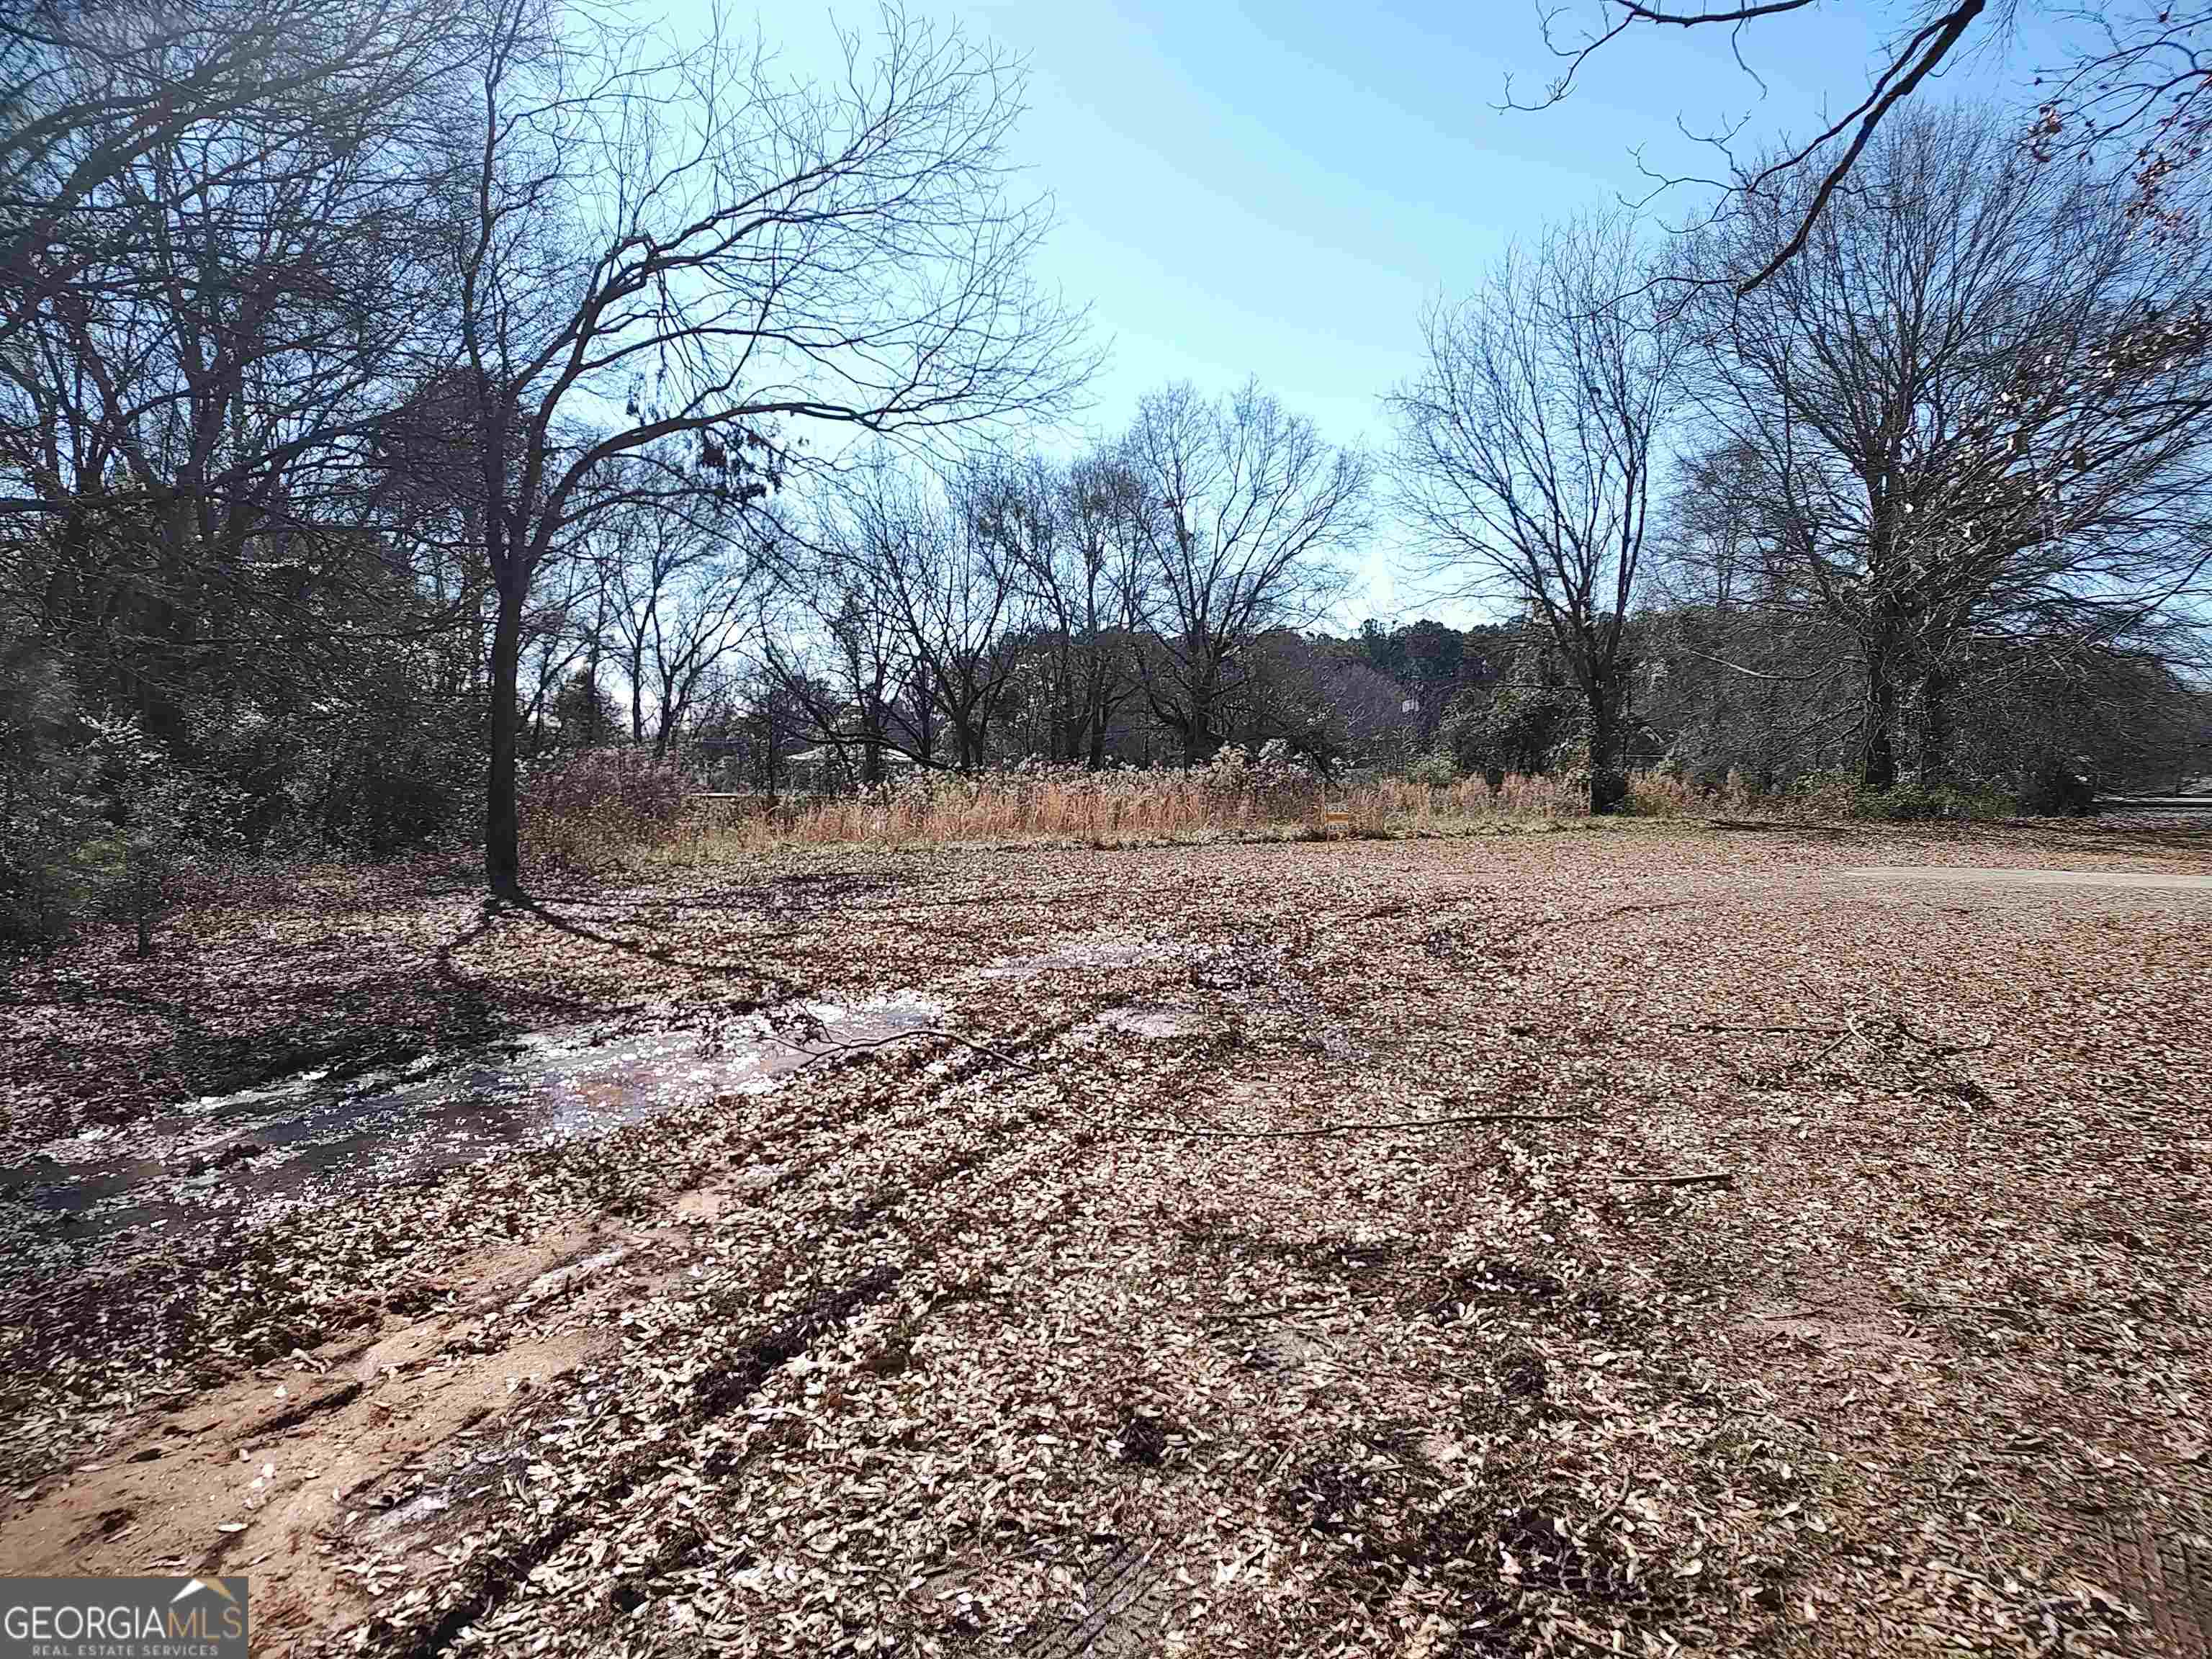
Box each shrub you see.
[83,717,248,958]
[1718,767,1758,815]
[1622,771,1696,817]
[1846,779,2015,822]
[0,778,100,954]
[1791,768,1863,820]
[1,697,253,958]
[521,749,689,871]
[0,642,91,953]
[724,757,1606,850]
[2015,756,2097,817]
[1405,750,1459,788]
[623,755,1849,860]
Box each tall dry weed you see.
[639,755,1617,862]
[521,749,689,871]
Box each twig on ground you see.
[1552,1620,1631,1655]
[1120,1112,1586,1140]
[1585,1470,1634,1537]
[1612,1171,1737,1187]
[1675,1021,1846,1036]
[1205,1298,1336,1324]
[1888,1012,1994,1058]
[794,1029,1035,1074]
[1789,1027,1856,1076]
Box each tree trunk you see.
[1586,680,1624,814]
[957,707,986,769]
[1861,647,1899,792]
[131,856,154,959]
[1918,668,1949,786]
[860,717,884,788]
[1084,662,1113,768]
[485,578,526,899]
[1183,681,1218,765]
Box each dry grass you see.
[521,748,689,873]
[642,763,1621,864]
[513,751,1862,876]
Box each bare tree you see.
[1509,2,2004,292]
[1690,104,2212,788]
[757,495,904,789]
[845,459,1024,769]
[1,0,457,347]
[1512,3,2212,287]
[1,0,467,746]
[799,578,905,788]
[1645,441,1865,788]
[2031,5,2212,229]
[1387,215,1684,811]
[1115,380,1370,763]
[587,467,769,757]
[419,0,1090,896]
[974,451,1148,767]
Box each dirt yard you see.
[3,818,2209,1658]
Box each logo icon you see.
[2,1575,249,1658]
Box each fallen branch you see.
[1205,1297,1335,1324]
[1680,1012,1992,1063]
[1120,1112,1586,1140]
[1676,1013,1990,1054]
[1674,1021,1845,1036]
[1611,1171,1737,1187]
[1787,1027,1856,1077]
[1887,1012,1994,1058]
[794,1029,1035,1074]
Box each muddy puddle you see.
[0,996,943,1266]
[5,926,1193,1277]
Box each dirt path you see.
[3,820,2208,1658]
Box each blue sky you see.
[711,1,2077,619]
[957,1,2071,448]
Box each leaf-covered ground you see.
[3,819,2208,1658]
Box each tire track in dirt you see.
[402,1264,907,1659]
[0,979,1141,1646]
[288,964,1230,1654]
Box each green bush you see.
[1846,780,2015,822]
[1405,750,1460,788]
[2015,757,2098,817]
